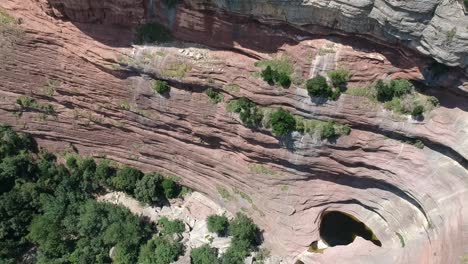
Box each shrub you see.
[229,213,259,245]
[134,173,164,204]
[111,166,144,194]
[227,98,263,127]
[136,23,172,44]
[427,96,439,107]
[257,55,293,88]
[390,79,413,97]
[158,217,185,235]
[205,88,223,104]
[328,69,350,90]
[138,236,182,264]
[411,105,424,117]
[207,215,229,236]
[375,80,394,102]
[191,244,219,264]
[276,72,291,88]
[306,76,332,98]
[153,80,170,94]
[321,121,336,139]
[269,108,296,137]
[261,66,274,84]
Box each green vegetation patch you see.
[205,88,224,104]
[295,115,350,140]
[162,62,191,79]
[255,55,294,88]
[207,214,229,236]
[268,108,296,136]
[248,163,277,175]
[16,95,55,116]
[136,23,172,44]
[157,217,185,235]
[227,97,263,127]
[138,236,183,264]
[153,79,170,94]
[217,187,235,202]
[191,244,219,264]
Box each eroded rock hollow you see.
[0,0,467,263]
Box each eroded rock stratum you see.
[0,0,467,263]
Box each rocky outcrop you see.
[43,0,468,91]
[0,0,467,263]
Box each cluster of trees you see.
[261,66,291,88]
[191,213,261,264]
[0,125,187,263]
[306,69,350,100]
[374,79,439,118]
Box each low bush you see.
[321,121,336,139]
[136,23,172,44]
[207,214,229,236]
[191,244,219,264]
[306,76,333,98]
[376,79,413,102]
[328,69,350,90]
[227,98,263,127]
[261,66,291,88]
[205,88,223,104]
[153,80,170,94]
[411,105,424,117]
[268,108,296,137]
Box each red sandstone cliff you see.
[0,0,467,263]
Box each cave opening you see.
[319,211,382,247]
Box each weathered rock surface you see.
[0,0,467,263]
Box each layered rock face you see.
[0,0,467,263]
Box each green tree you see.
[221,239,250,264]
[191,244,219,264]
[138,237,183,264]
[111,166,144,194]
[390,79,412,97]
[158,217,185,235]
[269,108,296,137]
[261,66,274,84]
[375,80,394,102]
[306,76,332,98]
[135,173,164,204]
[162,178,179,199]
[276,72,291,88]
[95,160,115,184]
[207,214,229,236]
[229,213,259,245]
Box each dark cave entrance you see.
[319,211,382,247]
